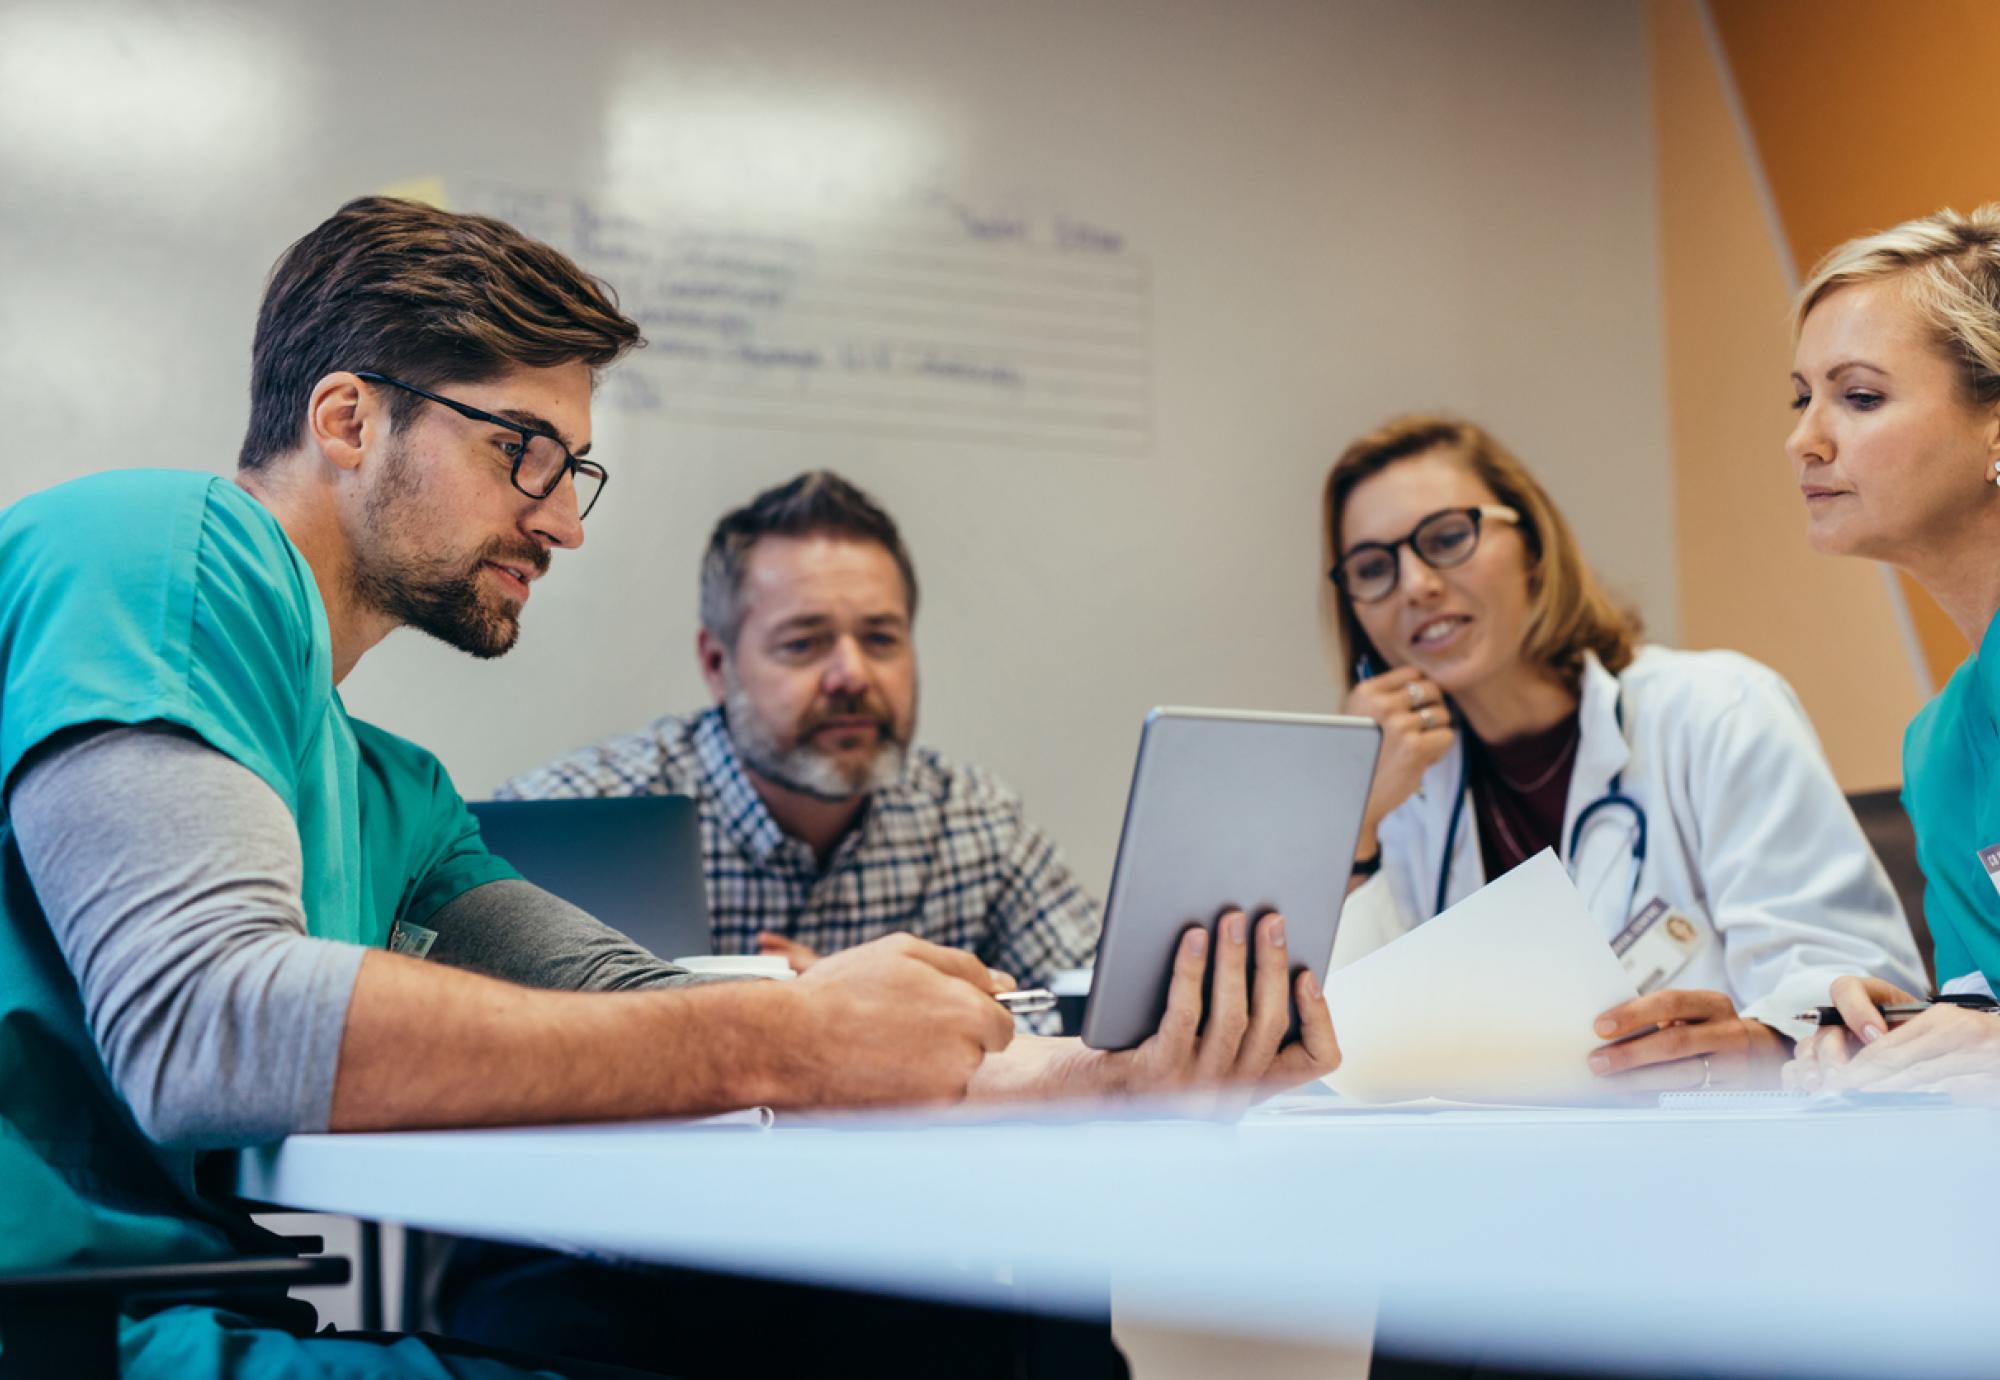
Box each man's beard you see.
[723,677,910,802]
[353,444,549,660]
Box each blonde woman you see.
[1325,416,1923,1091]
[1784,207,2000,1102]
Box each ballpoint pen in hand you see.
[1796,992,2000,1029]
[995,988,1057,1016]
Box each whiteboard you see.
[0,0,1672,896]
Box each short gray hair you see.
[699,470,919,649]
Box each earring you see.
[1993,459,2000,487]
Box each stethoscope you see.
[1432,690,1648,918]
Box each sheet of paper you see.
[1323,849,1639,1104]
[673,954,796,981]
[1251,1094,1555,1116]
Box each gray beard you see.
[722,682,907,802]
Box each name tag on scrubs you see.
[388,920,438,959]
[1979,844,2000,902]
[1610,897,1705,994]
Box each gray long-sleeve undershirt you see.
[11,723,700,1150]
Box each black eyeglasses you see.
[1330,505,1520,604]
[354,371,608,519]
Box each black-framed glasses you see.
[1329,505,1520,604]
[354,370,608,519]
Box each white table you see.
[236,1092,2000,1377]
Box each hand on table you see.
[756,932,823,973]
[1805,983,2000,1106]
[1782,975,1921,1094]
[1588,988,1791,1092]
[782,933,1015,1106]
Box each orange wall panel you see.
[1710,0,1985,683]
[1711,0,2000,273]
[1652,0,1922,788]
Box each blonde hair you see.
[1793,203,2000,406]
[1322,414,1640,690]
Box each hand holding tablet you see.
[1112,908,1339,1095]
[1080,707,1380,1053]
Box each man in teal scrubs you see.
[0,196,1337,1377]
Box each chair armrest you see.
[0,1254,349,1305]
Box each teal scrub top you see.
[0,469,517,1277]
[1903,609,2000,990]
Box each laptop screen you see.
[469,796,712,961]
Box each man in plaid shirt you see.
[497,470,1099,999]
[448,470,1334,1376]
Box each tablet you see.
[1080,707,1380,1051]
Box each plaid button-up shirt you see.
[496,707,1099,995]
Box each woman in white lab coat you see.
[1325,414,1924,1091]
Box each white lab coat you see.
[1333,646,1926,1036]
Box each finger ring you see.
[1418,706,1437,731]
[1406,681,1426,709]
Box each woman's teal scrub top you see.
[0,469,516,1278]
[1904,608,2000,990]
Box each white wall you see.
[0,0,1671,896]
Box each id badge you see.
[1978,844,2000,902]
[1609,897,1705,994]
[388,920,438,958]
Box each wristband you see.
[1350,849,1382,879]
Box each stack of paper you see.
[1323,851,1638,1104]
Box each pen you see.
[995,988,1057,1016]
[1796,993,2000,1029]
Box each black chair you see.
[1847,788,1933,987]
[0,1245,348,1380]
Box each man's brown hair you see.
[238,196,643,470]
[1322,414,1640,690]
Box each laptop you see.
[469,796,712,961]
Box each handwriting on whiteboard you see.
[463,184,1151,457]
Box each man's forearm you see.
[966,1035,1118,1103]
[330,949,815,1129]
